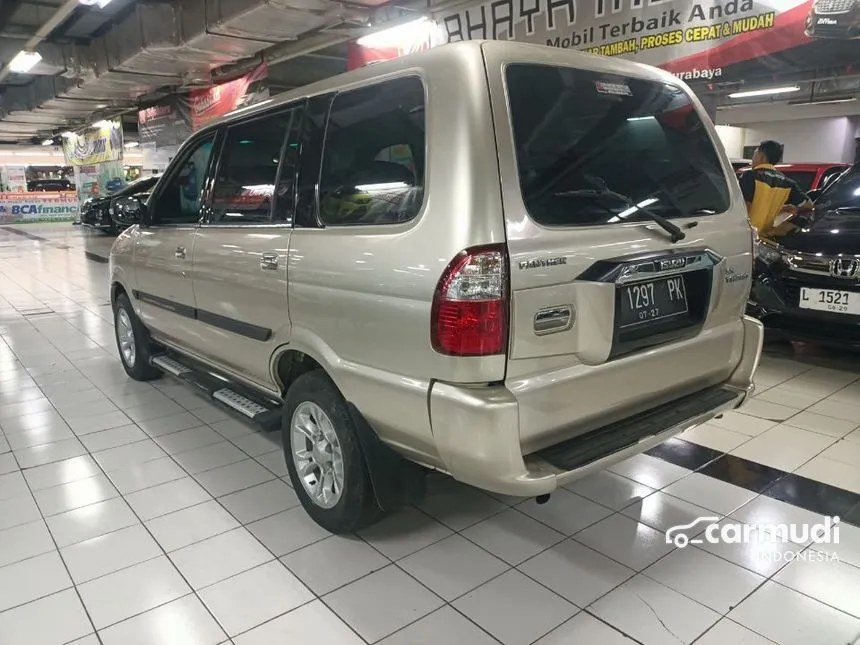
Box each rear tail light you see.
[431,244,509,356]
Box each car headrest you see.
[351,160,415,187]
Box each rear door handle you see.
[174,246,186,260]
[260,252,279,271]
[534,305,573,335]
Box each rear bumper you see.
[428,315,763,496]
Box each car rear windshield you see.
[506,64,730,227]
[782,171,817,193]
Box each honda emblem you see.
[829,258,860,279]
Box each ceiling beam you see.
[0,0,78,83]
[0,0,25,33]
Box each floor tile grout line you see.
[644,414,860,638]
[10,427,287,537]
[72,371,374,642]
[0,328,302,643]
[11,439,106,645]
[648,433,860,526]
[147,440,377,645]
[46,421,246,644]
[501,474,808,642]
[690,617,780,645]
[6,433,754,639]
[385,502,634,643]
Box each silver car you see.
[109,40,763,532]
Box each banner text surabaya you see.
[445,0,759,43]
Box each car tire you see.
[283,371,381,533]
[113,293,162,381]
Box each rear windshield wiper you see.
[555,181,686,243]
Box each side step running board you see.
[149,353,281,430]
[152,355,191,376]
[213,389,269,417]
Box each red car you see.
[737,162,850,194]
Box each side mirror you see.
[111,195,145,227]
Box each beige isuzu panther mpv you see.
[109,40,763,532]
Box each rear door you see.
[134,133,216,347]
[189,105,301,392]
[482,45,754,448]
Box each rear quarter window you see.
[506,64,730,227]
[318,76,426,226]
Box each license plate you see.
[799,288,860,315]
[618,276,688,328]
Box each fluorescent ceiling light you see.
[41,138,54,146]
[8,50,42,74]
[123,141,139,149]
[92,119,113,129]
[355,181,408,192]
[608,197,659,223]
[627,116,655,122]
[61,131,74,138]
[728,86,800,99]
[79,0,114,7]
[357,17,431,48]
[790,96,856,106]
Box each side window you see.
[209,112,293,224]
[318,77,425,226]
[151,134,215,225]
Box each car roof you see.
[200,40,687,135]
[775,163,849,171]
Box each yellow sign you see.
[62,119,124,167]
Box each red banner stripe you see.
[660,3,812,73]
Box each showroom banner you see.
[0,192,78,223]
[138,97,190,173]
[138,99,192,149]
[62,118,124,166]
[0,165,27,193]
[352,0,860,82]
[73,160,126,208]
[187,63,270,131]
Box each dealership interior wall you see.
[717,101,860,163]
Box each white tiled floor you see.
[0,224,859,644]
